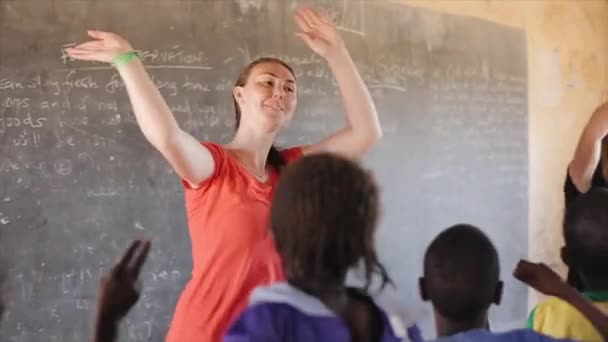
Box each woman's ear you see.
[233,86,245,104]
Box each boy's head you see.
[562,188,608,282]
[420,224,503,325]
[271,153,388,290]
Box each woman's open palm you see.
[294,7,344,59]
[66,30,133,63]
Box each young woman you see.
[67,7,382,341]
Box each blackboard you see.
[0,0,528,340]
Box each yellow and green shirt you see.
[528,291,608,342]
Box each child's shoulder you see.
[225,301,299,341]
[243,283,422,342]
[530,295,589,330]
[238,300,301,327]
[534,296,578,314]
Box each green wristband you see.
[111,51,139,69]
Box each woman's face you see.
[233,62,297,133]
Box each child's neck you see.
[581,275,608,292]
[434,311,489,337]
[289,279,348,312]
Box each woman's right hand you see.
[66,31,215,187]
[66,30,134,63]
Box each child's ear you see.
[419,277,429,301]
[560,246,572,267]
[493,280,503,305]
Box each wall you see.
[401,0,608,306]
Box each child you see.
[528,188,608,341]
[514,260,608,340]
[225,153,422,342]
[420,224,571,341]
[564,100,608,290]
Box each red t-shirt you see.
[165,142,303,342]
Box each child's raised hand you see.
[513,259,567,298]
[96,239,151,323]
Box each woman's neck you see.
[228,128,276,172]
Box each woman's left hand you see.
[294,7,346,61]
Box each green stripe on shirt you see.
[527,307,537,329]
